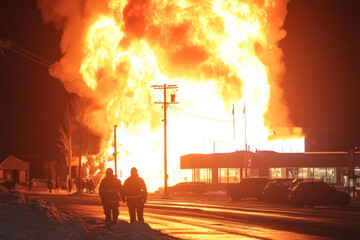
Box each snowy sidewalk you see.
[0,186,180,240]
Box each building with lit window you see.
[180,151,360,186]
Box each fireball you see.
[39,0,303,192]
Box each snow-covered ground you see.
[0,186,179,240]
[2,183,359,240]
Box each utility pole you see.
[348,148,356,198]
[232,104,235,139]
[114,125,118,178]
[151,84,178,196]
[68,130,72,189]
[244,103,248,177]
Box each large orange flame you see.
[38,0,303,192]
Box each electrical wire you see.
[172,106,232,122]
[6,40,84,83]
[0,7,61,42]
[205,137,234,144]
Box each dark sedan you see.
[289,181,350,207]
[262,180,292,202]
[226,177,271,201]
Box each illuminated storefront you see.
[192,168,212,183]
[269,167,337,183]
[181,151,358,185]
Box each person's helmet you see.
[106,168,114,177]
[130,167,138,173]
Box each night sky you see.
[1,0,360,173]
[0,0,68,172]
[280,0,360,151]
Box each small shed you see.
[0,155,30,183]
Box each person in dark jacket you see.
[89,178,96,194]
[47,178,54,193]
[68,178,73,193]
[123,167,147,223]
[99,168,124,226]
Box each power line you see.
[4,39,84,83]
[3,39,155,104]
[0,7,61,42]
[205,137,234,144]
[172,106,232,122]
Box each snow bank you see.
[0,186,89,240]
[0,187,179,240]
[111,222,156,240]
[90,220,176,240]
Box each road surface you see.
[26,192,360,240]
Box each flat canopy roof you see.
[180,151,359,169]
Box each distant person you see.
[81,178,86,192]
[85,179,90,193]
[123,167,147,223]
[75,178,84,192]
[74,178,79,192]
[47,178,54,193]
[89,178,96,194]
[99,168,125,226]
[68,178,73,193]
[55,179,60,194]
[33,179,37,191]
[30,179,36,191]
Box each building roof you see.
[180,151,359,169]
[181,152,245,169]
[0,155,30,170]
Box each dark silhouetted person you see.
[55,178,60,194]
[99,168,124,226]
[89,178,96,193]
[85,179,90,193]
[47,178,54,193]
[68,178,73,193]
[80,178,85,192]
[82,178,86,192]
[74,178,79,192]
[123,167,147,223]
[30,179,36,191]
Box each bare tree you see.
[43,159,56,180]
[57,104,74,180]
[57,96,102,192]
[72,120,101,188]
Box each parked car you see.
[289,181,350,207]
[167,182,207,194]
[288,178,322,191]
[262,180,292,202]
[226,177,272,201]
